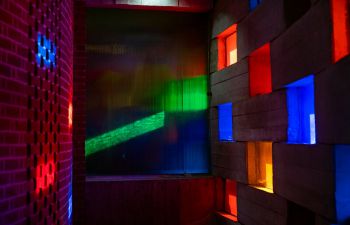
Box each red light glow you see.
[217,24,237,70]
[248,43,272,97]
[217,211,238,222]
[225,179,238,217]
[331,0,350,62]
[36,160,55,193]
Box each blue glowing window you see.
[36,33,57,68]
[286,75,316,144]
[218,103,233,142]
[250,0,263,11]
[335,145,350,224]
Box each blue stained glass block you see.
[218,103,233,142]
[286,75,316,144]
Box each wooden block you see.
[210,58,249,86]
[237,183,288,225]
[209,107,218,120]
[211,73,249,106]
[210,118,219,142]
[211,142,248,183]
[273,143,336,220]
[237,0,285,60]
[271,0,332,89]
[232,91,288,141]
[211,0,249,38]
[210,39,218,74]
[315,55,350,144]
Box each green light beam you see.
[85,111,165,156]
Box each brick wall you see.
[0,0,74,225]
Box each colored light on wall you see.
[164,75,208,112]
[217,24,237,70]
[218,103,233,142]
[250,0,262,11]
[247,142,273,193]
[85,111,165,156]
[36,33,56,68]
[68,194,73,219]
[36,160,55,193]
[286,75,316,144]
[330,0,350,62]
[68,102,73,129]
[225,179,238,219]
[335,145,350,224]
[249,43,272,97]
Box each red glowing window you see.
[248,43,272,97]
[217,24,238,70]
[331,0,350,62]
[36,160,55,194]
[225,179,238,219]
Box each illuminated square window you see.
[330,0,350,62]
[248,43,272,97]
[247,142,273,193]
[217,24,237,70]
[218,103,233,142]
[286,75,316,144]
[225,179,238,219]
[250,0,262,11]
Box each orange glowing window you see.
[217,24,238,70]
[225,179,238,219]
[248,43,272,97]
[247,142,273,193]
[331,0,350,62]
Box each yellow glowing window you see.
[247,142,273,193]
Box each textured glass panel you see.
[86,9,209,175]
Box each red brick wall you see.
[0,0,74,224]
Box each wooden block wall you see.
[237,0,285,60]
[211,59,249,106]
[210,0,350,224]
[271,0,332,89]
[273,143,335,220]
[237,183,288,225]
[315,56,350,144]
[212,142,247,183]
[232,91,287,142]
